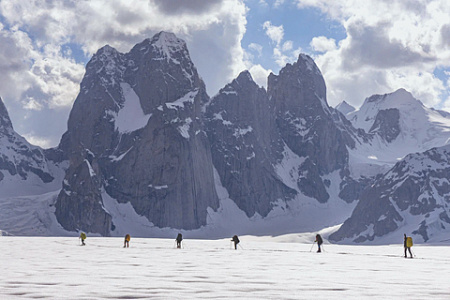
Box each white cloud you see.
[263,21,284,46]
[249,64,272,88]
[274,0,285,8]
[248,43,263,57]
[29,45,85,108]
[22,133,53,149]
[443,99,450,113]
[23,97,43,111]
[262,21,301,67]
[296,0,450,109]
[310,36,336,52]
[273,48,290,67]
[282,40,293,52]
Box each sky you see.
[1,0,450,148]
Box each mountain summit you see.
[55,32,219,235]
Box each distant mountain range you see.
[0,32,449,243]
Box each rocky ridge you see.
[0,31,449,243]
[330,144,450,243]
[0,98,65,197]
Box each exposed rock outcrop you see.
[55,32,219,234]
[206,71,296,217]
[330,144,450,243]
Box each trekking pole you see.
[238,244,244,250]
[309,241,316,252]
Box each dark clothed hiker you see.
[315,234,323,253]
[176,233,183,249]
[231,235,240,250]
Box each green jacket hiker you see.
[79,232,86,246]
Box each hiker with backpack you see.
[315,234,323,253]
[124,234,130,248]
[79,232,86,246]
[404,234,413,258]
[231,235,240,250]
[176,233,183,249]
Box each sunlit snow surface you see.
[2,237,450,299]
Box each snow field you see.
[2,237,450,299]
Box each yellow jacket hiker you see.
[404,234,413,258]
[124,234,131,248]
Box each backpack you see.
[80,232,86,240]
[233,235,240,243]
[406,237,413,247]
[125,234,130,241]
[316,234,323,245]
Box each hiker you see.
[315,234,323,253]
[176,233,183,249]
[124,234,130,248]
[404,234,413,258]
[231,235,240,250]
[79,232,86,246]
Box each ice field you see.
[2,236,450,299]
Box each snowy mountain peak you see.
[346,87,450,181]
[149,31,189,61]
[335,101,356,115]
[96,44,118,55]
[85,44,124,88]
[348,88,429,134]
[365,88,421,109]
[153,31,183,45]
[91,45,122,65]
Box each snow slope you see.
[114,82,151,133]
[0,191,69,236]
[0,167,356,239]
[2,237,450,299]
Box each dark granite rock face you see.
[335,101,356,115]
[338,175,373,203]
[55,32,219,234]
[55,150,111,236]
[206,71,296,217]
[330,144,450,243]
[267,54,355,200]
[53,45,369,236]
[368,108,400,143]
[205,54,362,216]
